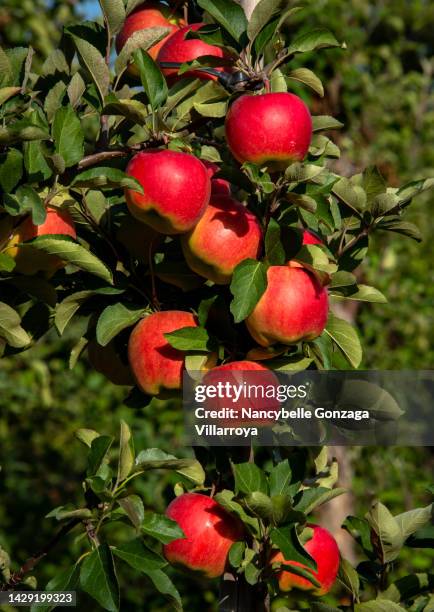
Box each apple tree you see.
[0,0,433,610]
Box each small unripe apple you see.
[163,493,244,578]
[0,206,76,275]
[225,93,312,169]
[271,524,340,596]
[157,23,226,81]
[116,215,162,264]
[88,340,135,386]
[128,310,198,395]
[302,229,322,245]
[202,161,232,197]
[116,2,184,76]
[181,195,262,284]
[125,150,211,234]
[246,265,328,346]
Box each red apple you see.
[203,161,232,196]
[88,340,135,386]
[163,493,244,578]
[116,2,184,76]
[128,310,198,395]
[246,265,328,346]
[225,93,312,169]
[157,23,226,81]
[125,150,211,234]
[0,206,76,275]
[202,360,280,426]
[271,524,340,596]
[181,195,262,284]
[302,229,322,245]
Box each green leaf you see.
[135,449,205,485]
[118,495,145,529]
[26,236,113,284]
[229,541,246,568]
[214,489,260,535]
[144,570,182,611]
[331,284,387,303]
[269,460,292,497]
[55,290,95,335]
[247,0,287,42]
[97,303,146,346]
[287,68,324,97]
[337,557,360,599]
[117,420,135,482]
[362,166,386,205]
[293,487,346,515]
[376,218,422,242]
[76,428,100,447]
[324,313,362,369]
[115,27,171,74]
[113,538,166,572]
[194,100,228,117]
[355,602,406,612]
[100,0,126,35]
[365,501,403,563]
[197,0,247,44]
[0,302,31,348]
[68,72,86,108]
[270,526,317,571]
[287,28,341,55]
[52,105,84,168]
[277,561,321,588]
[332,177,365,214]
[4,185,46,225]
[31,565,80,612]
[87,435,114,476]
[80,544,119,612]
[395,505,432,540]
[0,253,15,272]
[164,326,212,352]
[0,148,23,192]
[103,98,148,124]
[71,36,110,103]
[342,516,374,557]
[142,512,184,544]
[233,462,268,495]
[265,219,302,265]
[285,162,325,183]
[312,115,344,132]
[230,259,268,323]
[133,49,168,109]
[71,167,143,192]
[244,491,274,519]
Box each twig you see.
[1,519,80,590]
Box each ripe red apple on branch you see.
[125,150,211,234]
[181,195,262,284]
[157,23,226,81]
[246,265,329,346]
[116,2,184,73]
[271,524,340,596]
[163,493,244,578]
[225,92,313,168]
[128,310,199,395]
[0,206,76,275]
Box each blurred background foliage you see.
[0,0,433,610]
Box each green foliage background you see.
[0,0,433,610]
